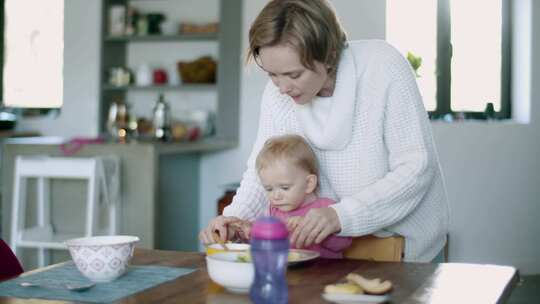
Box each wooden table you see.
[0,248,519,303]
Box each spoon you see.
[20,281,96,292]
[212,231,230,251]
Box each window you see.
[386,0,511,119]
[2,0,64,109]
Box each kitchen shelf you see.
[100,0,241,144]
[104,33,218,43]
[103,84,217,91]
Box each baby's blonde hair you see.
[256,134,318,178]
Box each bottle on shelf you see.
[152,93,171,141]
[125,6,139,36]
[137,15,149,36]
[107,97,130,142]
[108,5,126,36]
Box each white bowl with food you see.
[65,235,139,282]
[205,243,250,256]
[206,251,254,293]
[206,249,320,293]
[231,248,320,266]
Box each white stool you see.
[10,155,120,267]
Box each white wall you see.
[15,0,101,138]
[431,0,540,274]
[200,0,540,274]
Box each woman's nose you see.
[278,79,292,94]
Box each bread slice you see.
[346,273,393,295]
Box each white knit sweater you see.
[224,40,449,262]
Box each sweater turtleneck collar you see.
[294,45,357,150]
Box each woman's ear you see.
[305,174,318,194]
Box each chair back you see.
[343,235,404,262]
[0,239,23,281]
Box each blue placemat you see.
[0,262,196,303]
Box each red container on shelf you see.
[153,69,168,85]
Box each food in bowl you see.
[205,242,250,256]
[235,250,304,263]
[65,235,139,282]
[236,253,251,263]
[206,252,254,293]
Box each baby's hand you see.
[228,220,252,242]
[287,216,302,232]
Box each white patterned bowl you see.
[65,235,139,282]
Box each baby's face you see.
[258,160,315,212]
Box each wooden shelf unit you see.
[99,0,242,143]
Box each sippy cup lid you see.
[251,216,288,240]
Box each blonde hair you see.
[247,0,347,72]
[256,134,319,178]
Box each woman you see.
[200,0,449,262]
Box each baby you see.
[232,134,352,258]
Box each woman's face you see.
[258,44,330,105]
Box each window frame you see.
[430,0,512,119]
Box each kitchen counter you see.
[0,131,41,138]
[1,136,237,268]
[143,137,237,154]
[4,136,237,155]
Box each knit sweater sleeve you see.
[222,82,276,221]
[331,47,437,236]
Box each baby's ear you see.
[305,174,318,194]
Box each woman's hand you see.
[290,207,341,248]
[199,215,243,244]
[286,216,302,232]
